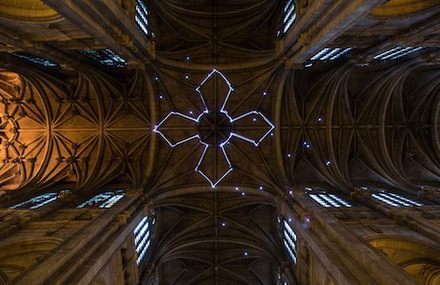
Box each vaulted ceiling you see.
[0,0,440,284]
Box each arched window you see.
[134,215,154,266]
[282,217,297,265]
[79,49,126,67]
[11,52,58,67]
[373,46,424,61]
[359,186,423,207]
[135,0,150,38]
[372,192,422,207]
[9,190,70,210]
[77,190,125,209]
[283,0,296,34]
[308,47,353,62]
[304,187,352,208]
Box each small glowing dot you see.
[303,141,307,145]
[221,222,226,227]
[184,75,190,80]
[270,133,274,136]
[235,187,239,191]
[262,91,267,96]
[259,185,263,190]
[306,144,311,149]
[289,190,293,195]
[159,95,163,100]
[318,117,323,122]
[326,160,331,166]
[287,153,291,158]
[244,251,248,256]
[189,111,193,115]
[252,118,257,122]
[288,218,292,222]
[241,192,246,196]
[185,56,190,61]
[154,76,159,81]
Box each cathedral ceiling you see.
[0,0,440,283]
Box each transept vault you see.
[0,0,440,284]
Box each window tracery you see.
[134,215,152,266]
[77,190,125,209]
[11,52,58,67]
[79,49,126,67]
[373,46,424,61]
[9,191,70,209]
[360,186,423,207]
[282,217,297,265]
[304,187,352,208]
[283,0,296,34]
[135,0,150,38]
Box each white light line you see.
[195,144,210,171]
[195,69,234,113]
[231,111,275,146]
[195,144,233,188]
[153,111,199,147]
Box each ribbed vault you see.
[0,0,440,284]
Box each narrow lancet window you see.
[283,218,297,265]
[136,0,150,37]
[283,0,296,34]
[134,215,151,266]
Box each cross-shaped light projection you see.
[153,69,274,188]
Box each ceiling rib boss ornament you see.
[153,69,274,188]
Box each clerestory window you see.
[283,0,296,34]
[9,190,70,209]
[282,218,297,265]
[371,191,423,207]
[134,215,153,266]
[373,46,424,61]
[77,190,125,209]
[79,49,126,67]
[309,47,353,62]
[305,187,352,208]
[12,52,58,67]
[359,186,423,207]
[135,0,150,38]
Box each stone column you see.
[352,187,440,244]
[11,190,145,285]
[290,191,421,285]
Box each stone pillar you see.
[11,191,145,285]
[352,187,440,244]
[289,192,421,285]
